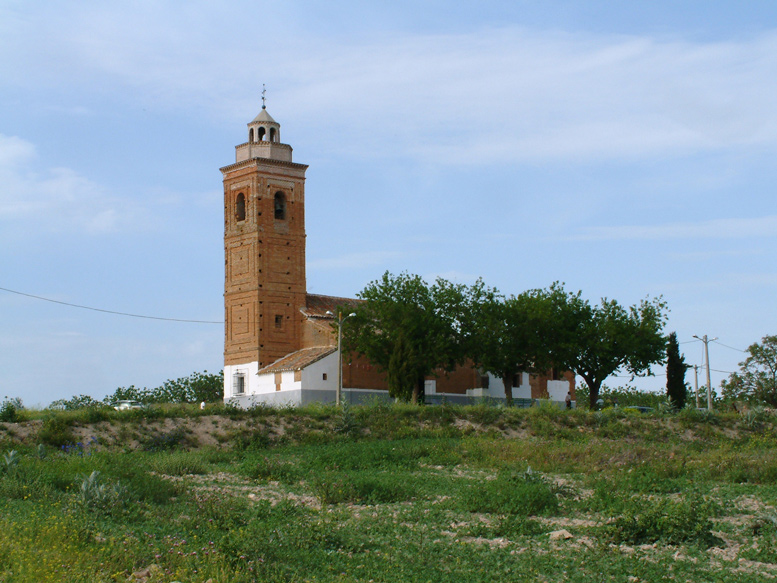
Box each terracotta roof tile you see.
[257,345,336,374]
[302,293,362,318]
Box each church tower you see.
[221,102,309,396]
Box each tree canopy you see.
[344,272,468,403]
[721,335,777,406]
[345,272,669,407]
[666,332,688,410]
[546,287,669,409]
[467,284,557,406]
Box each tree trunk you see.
[503,375,514,407]
[588,379,602,409]
[412,375,425,405]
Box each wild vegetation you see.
[345,272,668,407]
[1,400,777,582]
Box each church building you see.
[221,102,574,407]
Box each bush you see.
[0,400,19,423]
[311,472,417,505]
[605,495,717,546]
[37,416,76,447]
[461,466,559,516]
[150,451,208,476]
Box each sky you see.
[1,1,776,406]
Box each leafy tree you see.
[468,285,556,406]
[550,286,669,409]
[666,332,688,409]
[49,394,106,410]
[344,272,468,404]
[721,335,777,406]
[104,370,224,405]
[386,330,419,401]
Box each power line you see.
[0,286,223,324]
[711,339,747,353]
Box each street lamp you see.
[326,310,357,406]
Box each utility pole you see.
[693,364,699,409]
[326,310,356,406]
[693,334,717,410]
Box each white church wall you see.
[547,380,571,402]
[301,352,338,391]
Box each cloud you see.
[574,215,777,241]
[3,5,777,164]
[0,133,139,235]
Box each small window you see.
[258,127,266,141]
[323,373,328,381]
[269,127,277,142]
[274,314,283,328]
[233,373,245,395]
[274,192,286,220]
[235,193,246,222]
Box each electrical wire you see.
[711,339,747,353]
[0,286,223,324]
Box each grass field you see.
[1,402,777,582]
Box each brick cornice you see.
[220,157,309,175]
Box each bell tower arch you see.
[221,102,309,397]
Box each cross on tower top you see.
[261,84,266,110]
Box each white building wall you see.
[301,352,339,392]
[468,372,532,399]
[224,362,261,399]
[547,380,570,402]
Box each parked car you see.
[113,400,145,411]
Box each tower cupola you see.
[235,102,293,163]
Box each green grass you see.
[2,403,777,581]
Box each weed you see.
[139,427,191,451]
[604,494,717,547]
[461,466,559,516]
[0,400,18,423]
[150,451,208,476]
[37,416,76,447]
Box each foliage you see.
[346,272,469,403]
[36,416,76,447]
[721,334,777,406]
[48,394,106,411]
[548,285,669,408]
[575,383,668,409]
[605,495,717,547]
[467,283,557,406]
[0,399,19,423]
[77,470,128,513]
[461,466,559,516]
[665,332,688,410]
[105,370,224,405]
[3,409,777,581]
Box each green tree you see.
[550,286,669,409]
[468,285,555,406]
[721,335,777,406]
[344,272,468,404]
[665,332,688,409]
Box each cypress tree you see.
[666,332,688,409]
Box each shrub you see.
[461,466,559,516]
[150,451,208,476]
[311,471,417,505]
[604,495,717,546]
[37,416,76,447]
[139,427,192,452]
[0,400,19,423]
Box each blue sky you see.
[1,1,776,406]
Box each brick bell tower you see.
[221,99,309,396]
